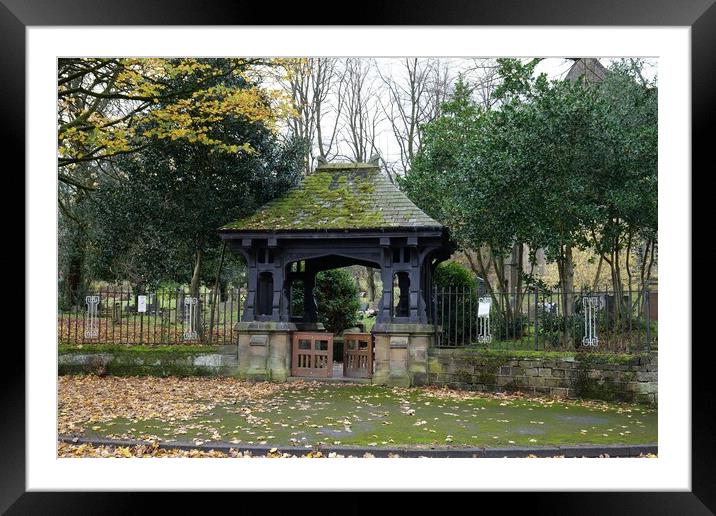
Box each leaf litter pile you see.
[59,376,656,456]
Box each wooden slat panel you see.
[343,332,373,378]
[291,332,333,378]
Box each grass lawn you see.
[60,376,656,450]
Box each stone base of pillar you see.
[235,321,297,382]
[371,323,435,387]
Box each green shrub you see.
[490,309,530,341]
[434,261,475,288]
[434,261,477,345]
[290,279,305,317]
[314,269,360,334]
[537,311,583,348]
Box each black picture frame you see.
[6,0,708,512]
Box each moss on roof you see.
[221,163,442,232]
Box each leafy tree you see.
[400,76,533,319]
[491,59,599,316]
[57,58,293,300]
[85,87,306,297]
[313,269,360,334]
[582,65,658,315]
[402,60,657,326]
[58,58,289,185]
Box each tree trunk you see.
[190,250,204,298]
[464,249,500,308]
[509,243,519,312]
[190,250,204,339]
[561,244,574,317]
[556,243,575,348]
[592,255,604,291]
[208,243,226,343]
[512,243,526,317]
[612,245,625,320]
[62,226,89,309]
[65,253,85,308]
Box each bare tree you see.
[465,58,502,109]
[314,59,347,162]
[339,58,384,163]
[281,58,347,173]
[376,58,455,174]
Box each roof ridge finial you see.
[368,153,381,166]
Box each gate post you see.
[372,323,435,387]
[236,321,296,381]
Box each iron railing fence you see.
[59,284,657,353]
[58,287,246,346]
[432,286,657,353]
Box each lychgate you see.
[219,159,454,386]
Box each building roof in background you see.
[565,58,609,84]
[220,161,442,232]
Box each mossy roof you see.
[220,163,442,232]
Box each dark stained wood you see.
[222,231,453,325]
[291,331,333,378]
[343,332,373,378]
[219,165,455,326]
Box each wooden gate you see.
[343,333,373,378]
[291,332,333,378]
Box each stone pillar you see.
[236,321,296,381]
[372,323,435,387]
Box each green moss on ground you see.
[80,383,657,449]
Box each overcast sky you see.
[288,57,657,171]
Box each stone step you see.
[286,376,372,385]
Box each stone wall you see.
[58,346,239,377]
[59,345,658,406]
[427,349,658,405]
